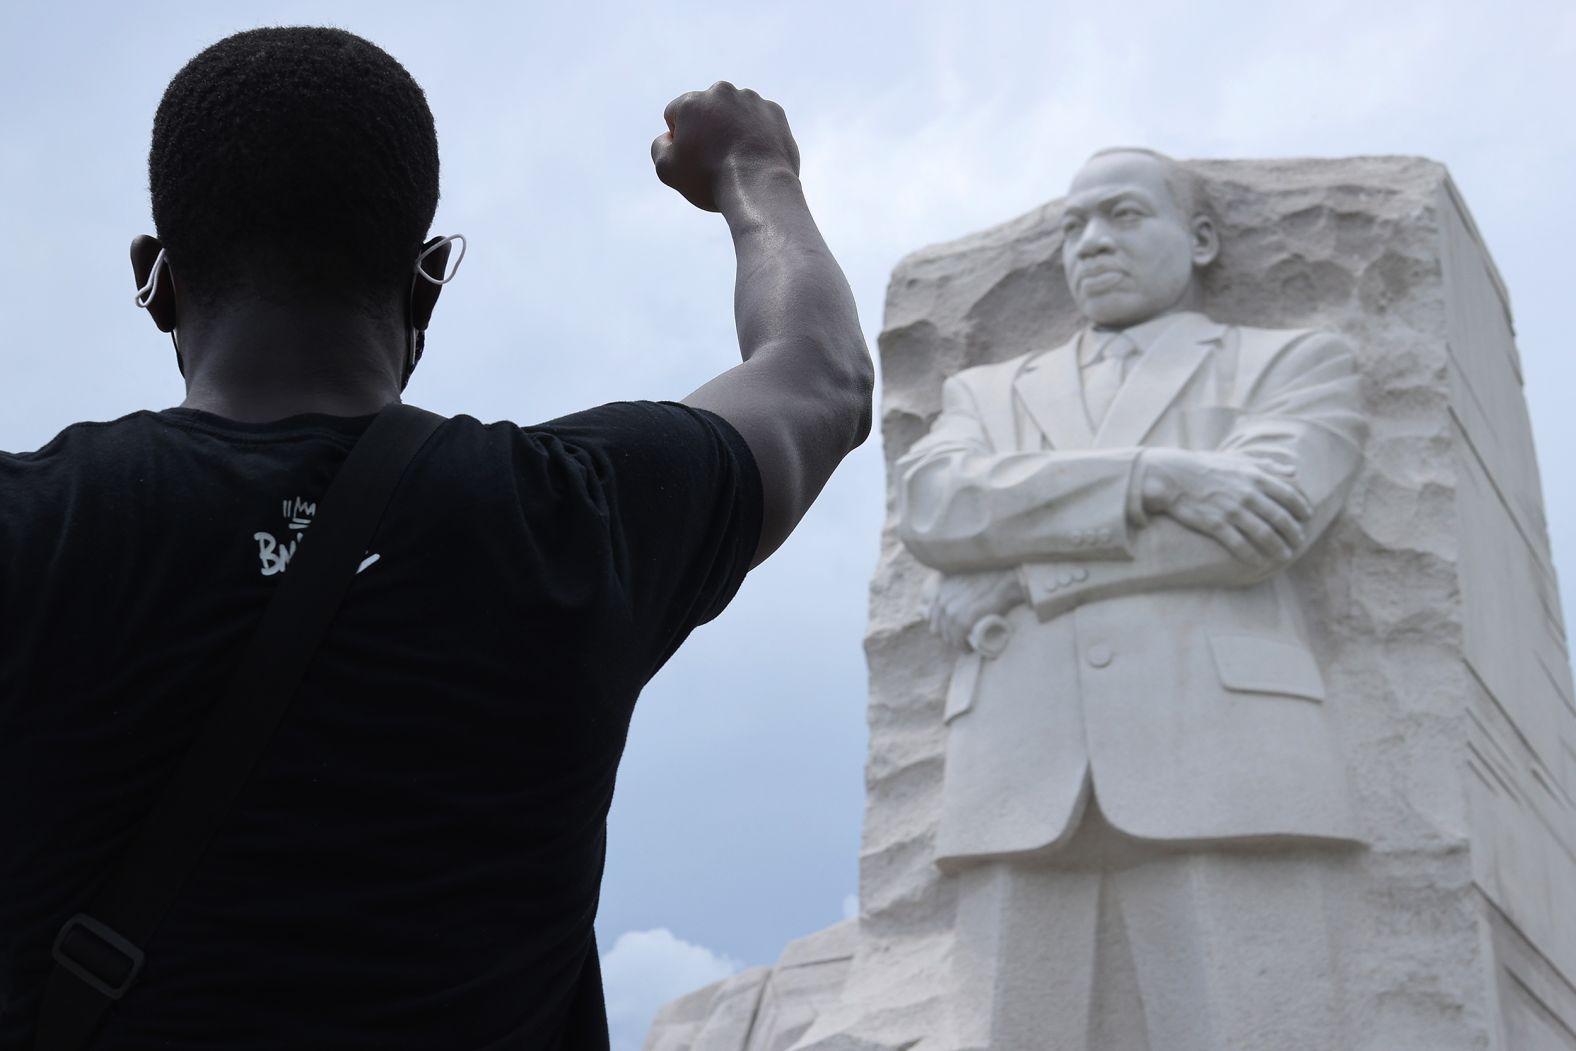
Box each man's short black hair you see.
[149,26,440,307]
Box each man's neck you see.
[174,300,407,423]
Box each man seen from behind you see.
[0,26,871,1050]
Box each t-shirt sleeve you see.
[528,400,763,672]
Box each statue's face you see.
[1060,152,1213,327]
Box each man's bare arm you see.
[652,82,873,567]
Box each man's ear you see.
[410,236,451,331]
[1190,215,1220,269]
[131,235,178,332]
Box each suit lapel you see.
[1094,316,1223,447]
[1013,334,1094,450]
[973,359,1023,454]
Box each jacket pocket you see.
[1208,633,1326,702]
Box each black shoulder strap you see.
[34,403,446,1051]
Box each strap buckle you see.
[51,914,145,1000]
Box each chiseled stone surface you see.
[744,921,861,1051]
[645,981,735,1051]
[645,157,1576,1051]
[643,967,772,1051]
[643,924,860,1051]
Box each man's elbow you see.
[848,371,875,452]
[837,339,876,454]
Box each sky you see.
[3,2,1574,1048]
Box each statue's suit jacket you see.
[896,312,1367,867]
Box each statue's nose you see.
[1076,218,1116,256]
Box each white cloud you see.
[601,928,740,1051]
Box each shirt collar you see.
[1080,310,1203,366]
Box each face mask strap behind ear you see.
[133,249,184,376]
[415,234,467,285]
[405,234,466,389]
[134,249,168,308]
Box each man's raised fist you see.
[651,81,801,212]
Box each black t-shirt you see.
[0,401,761,1050]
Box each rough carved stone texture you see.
[644,157,1576,1051]
[643,922,859,1051]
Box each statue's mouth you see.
[1078,269,1127,293]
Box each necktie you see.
[1082,332,1140,430]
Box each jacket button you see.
[1073,567,1089,581]
[1087,644,1113,668]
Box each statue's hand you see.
[1139,448,1313,566]
[929,570,1025,650]
[650,81,801,213]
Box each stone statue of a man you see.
[896,149,1367,1050]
